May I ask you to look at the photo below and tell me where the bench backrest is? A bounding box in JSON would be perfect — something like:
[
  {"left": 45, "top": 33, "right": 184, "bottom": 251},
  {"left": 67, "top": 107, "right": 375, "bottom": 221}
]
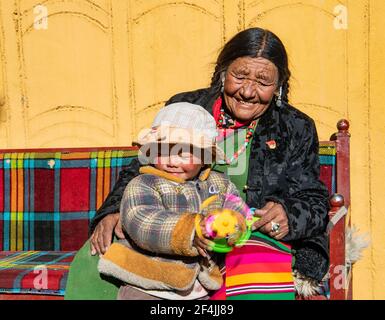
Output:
[{"left": 0, "top": 147, "right": 138, "bottom": 251}]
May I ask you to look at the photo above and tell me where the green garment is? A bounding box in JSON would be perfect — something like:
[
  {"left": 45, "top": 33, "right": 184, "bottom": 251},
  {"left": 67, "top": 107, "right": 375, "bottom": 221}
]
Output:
[
  {"left": 212, "top": 128, "right": 253, "bottom": 199},
  {"left": 64, "top": 239, "right": 120, "bottom": 300},
  {"left": 65, "top": 129, "right": 252, "bottom": 300}
]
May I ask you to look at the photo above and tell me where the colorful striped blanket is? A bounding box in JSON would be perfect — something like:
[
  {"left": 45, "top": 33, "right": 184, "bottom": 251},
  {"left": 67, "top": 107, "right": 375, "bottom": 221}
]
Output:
[{"left": 211, "top": 231, "right": 295, "bottom": 300}]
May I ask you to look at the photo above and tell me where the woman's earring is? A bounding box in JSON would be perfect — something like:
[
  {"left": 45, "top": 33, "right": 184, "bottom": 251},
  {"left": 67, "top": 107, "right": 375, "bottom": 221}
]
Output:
[
  {"left": 276, "top": 86, "right": 282, "bottom": 107},
  {"left": 221, "top": 76, "right": 225, "bottom": 93}
]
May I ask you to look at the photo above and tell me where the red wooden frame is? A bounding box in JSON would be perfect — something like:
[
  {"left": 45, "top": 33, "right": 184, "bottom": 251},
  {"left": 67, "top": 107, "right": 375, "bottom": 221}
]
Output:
[{"left": 327, "top": 119, "right": 351, "bottom": 300}]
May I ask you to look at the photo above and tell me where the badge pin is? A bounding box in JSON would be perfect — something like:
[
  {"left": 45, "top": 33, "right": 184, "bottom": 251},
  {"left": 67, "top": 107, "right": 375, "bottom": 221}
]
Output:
[{"left": 266, "top": 140, "right": 277, "bottom": 149}]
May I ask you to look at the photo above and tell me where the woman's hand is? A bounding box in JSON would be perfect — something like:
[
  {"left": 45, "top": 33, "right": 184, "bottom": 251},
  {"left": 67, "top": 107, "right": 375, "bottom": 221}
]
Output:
[
  {"left": 252, "top": 201, "right": 289, "bottom": 240},
  {"left": 90, "top": 213, "right": 125, "bottom": 256}
]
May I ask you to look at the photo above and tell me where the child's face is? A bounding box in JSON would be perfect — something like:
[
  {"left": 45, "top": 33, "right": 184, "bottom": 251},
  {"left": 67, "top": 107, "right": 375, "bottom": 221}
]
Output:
[{"left": 154, "top": 146, "right": 204, "bottom": 180}]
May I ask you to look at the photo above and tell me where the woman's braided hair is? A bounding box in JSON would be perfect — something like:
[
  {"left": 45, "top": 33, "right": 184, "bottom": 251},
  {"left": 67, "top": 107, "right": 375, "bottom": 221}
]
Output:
[{"left": 210, "top": 27, "right": 291, "bottom": 104}]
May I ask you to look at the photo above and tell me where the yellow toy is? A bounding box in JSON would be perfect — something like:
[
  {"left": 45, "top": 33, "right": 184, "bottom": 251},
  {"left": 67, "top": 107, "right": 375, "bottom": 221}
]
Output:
[{"left": 195, "top": 194, "right": 258, "bottom": 253}]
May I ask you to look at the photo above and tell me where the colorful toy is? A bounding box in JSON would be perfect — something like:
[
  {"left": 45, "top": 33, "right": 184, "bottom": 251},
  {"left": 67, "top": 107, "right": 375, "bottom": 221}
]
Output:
[{"left": 195, "top": 194, "right": 259, "bottom": 253}]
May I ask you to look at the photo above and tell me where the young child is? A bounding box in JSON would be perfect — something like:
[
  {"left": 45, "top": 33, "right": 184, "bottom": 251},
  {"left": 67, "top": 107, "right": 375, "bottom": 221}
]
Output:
[{"left": 98, "top": 102, "right": 247, "bottom": 300}]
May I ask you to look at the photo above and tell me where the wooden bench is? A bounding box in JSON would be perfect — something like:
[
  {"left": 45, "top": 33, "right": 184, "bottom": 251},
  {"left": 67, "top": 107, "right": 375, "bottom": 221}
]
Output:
[{"left": 0, "top": 120, "right": 351, "bottom": 300}]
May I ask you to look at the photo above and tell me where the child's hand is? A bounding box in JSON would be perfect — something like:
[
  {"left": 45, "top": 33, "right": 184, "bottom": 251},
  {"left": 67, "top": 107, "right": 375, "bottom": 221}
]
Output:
[
  {"left": 193, "top": 236, "right": 211, "bottom": 257},
  {"left": 194, "top": 216, "right": 214, "bottom": 257}
]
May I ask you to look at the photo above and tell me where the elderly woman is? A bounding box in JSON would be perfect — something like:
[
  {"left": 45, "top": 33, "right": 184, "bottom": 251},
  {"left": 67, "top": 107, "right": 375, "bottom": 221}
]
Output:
[{"left": 65, "top": 27, "right": 329, "bottom": 300}]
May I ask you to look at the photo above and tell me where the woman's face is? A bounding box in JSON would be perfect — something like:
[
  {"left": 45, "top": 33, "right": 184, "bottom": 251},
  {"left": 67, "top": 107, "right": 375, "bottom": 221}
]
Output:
[{"left": 223, "top": 56, "right": 279, "bottom": 122}]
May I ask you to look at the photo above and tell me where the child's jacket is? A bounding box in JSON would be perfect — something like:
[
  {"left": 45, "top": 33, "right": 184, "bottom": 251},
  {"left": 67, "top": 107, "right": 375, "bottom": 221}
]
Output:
[{"left": 98, "top": 166, "right": 242, "bottom": 293}]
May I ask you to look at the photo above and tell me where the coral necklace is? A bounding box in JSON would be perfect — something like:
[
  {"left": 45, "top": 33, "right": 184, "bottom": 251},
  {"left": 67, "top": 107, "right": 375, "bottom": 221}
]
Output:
[{"left": 216, "top": 108, "right": 257, "bottom": 165}]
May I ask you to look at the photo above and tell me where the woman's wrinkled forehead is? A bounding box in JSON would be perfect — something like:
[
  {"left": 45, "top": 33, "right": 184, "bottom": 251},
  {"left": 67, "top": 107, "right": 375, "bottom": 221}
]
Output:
[{"left": 228, "top": 56, "right": 278, "bottom": 79}]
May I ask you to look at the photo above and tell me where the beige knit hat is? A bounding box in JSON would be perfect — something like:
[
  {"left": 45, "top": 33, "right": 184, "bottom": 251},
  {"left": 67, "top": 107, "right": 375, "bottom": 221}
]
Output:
[{"left": 136, "top": 102, "right": 225, "bottom": 162}]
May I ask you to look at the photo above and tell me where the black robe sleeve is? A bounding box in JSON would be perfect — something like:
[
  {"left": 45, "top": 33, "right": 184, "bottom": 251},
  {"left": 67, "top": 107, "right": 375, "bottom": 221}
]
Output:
[{"left": 266, "top": 119, "right": 330, "bottom": 241}]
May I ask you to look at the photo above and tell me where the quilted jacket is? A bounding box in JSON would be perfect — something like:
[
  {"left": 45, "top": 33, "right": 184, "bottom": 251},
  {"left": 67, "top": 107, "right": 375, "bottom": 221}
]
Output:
[{"left": 91, "top": 87, "right": 330, "bottom": 281}]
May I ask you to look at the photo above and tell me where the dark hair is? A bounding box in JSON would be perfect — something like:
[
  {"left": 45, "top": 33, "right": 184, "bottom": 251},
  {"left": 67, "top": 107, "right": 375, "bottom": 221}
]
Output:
[{"left": 211, "top": 27, "right": 291, "bottom": 103}]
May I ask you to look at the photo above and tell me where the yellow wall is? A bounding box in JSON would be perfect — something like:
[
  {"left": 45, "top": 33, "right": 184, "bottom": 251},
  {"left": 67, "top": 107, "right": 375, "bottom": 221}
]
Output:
[
  {"left": 366, "top": 0, "right": 385, "bottom": 299},
  {"left": 0, "top": 0, "right": 384, "bottom": 299}
]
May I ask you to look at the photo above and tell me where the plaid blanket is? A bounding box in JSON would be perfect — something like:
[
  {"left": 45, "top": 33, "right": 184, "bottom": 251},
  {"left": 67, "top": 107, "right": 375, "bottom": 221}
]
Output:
[
  {"left": 0, "top": 148, "right": 137, "bottom": 296},
  {"left": 0, "top": 251, "right": 76, "bottom": 295},
  {"left": 0, "top": 149, "right": 137, "bottom": 251}
]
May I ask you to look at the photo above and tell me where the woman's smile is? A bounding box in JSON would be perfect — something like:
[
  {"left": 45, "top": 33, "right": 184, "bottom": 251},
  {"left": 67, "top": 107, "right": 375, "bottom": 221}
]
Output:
[
  {"left": 223, "top": 56, "right": 279, "bottom": 122},
  {"left": 233, "top": 97, "right": 260, "bottom": 108}
]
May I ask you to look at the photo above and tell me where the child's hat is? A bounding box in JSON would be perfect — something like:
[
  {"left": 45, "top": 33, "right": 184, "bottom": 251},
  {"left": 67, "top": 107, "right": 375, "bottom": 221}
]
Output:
[{"left": 136, "top": 102, "right": 224, "bottom": 161}]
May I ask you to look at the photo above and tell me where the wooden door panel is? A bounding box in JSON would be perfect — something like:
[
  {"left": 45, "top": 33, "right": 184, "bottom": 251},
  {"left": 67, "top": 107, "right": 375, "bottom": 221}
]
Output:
[
  {"left": 127, "top": 0, "right": 224, "bottom": 138},
  {"left": 22, "top": 0, "right": 114, "bottom": 147},
  {"left": 1, "top": 0, "right": 118, "bottom": 147}
]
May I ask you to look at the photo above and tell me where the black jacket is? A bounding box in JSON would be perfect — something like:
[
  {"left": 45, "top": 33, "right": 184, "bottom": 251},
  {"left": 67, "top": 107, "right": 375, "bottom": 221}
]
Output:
[{"left": 90, "top": 87, "right": 330, "bottom": 281}]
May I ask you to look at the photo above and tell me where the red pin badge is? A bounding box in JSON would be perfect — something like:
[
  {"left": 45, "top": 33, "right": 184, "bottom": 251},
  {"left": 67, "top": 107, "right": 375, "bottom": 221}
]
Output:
[{"left": 266, "top": 140, "right": 276, "bottom": 149}]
